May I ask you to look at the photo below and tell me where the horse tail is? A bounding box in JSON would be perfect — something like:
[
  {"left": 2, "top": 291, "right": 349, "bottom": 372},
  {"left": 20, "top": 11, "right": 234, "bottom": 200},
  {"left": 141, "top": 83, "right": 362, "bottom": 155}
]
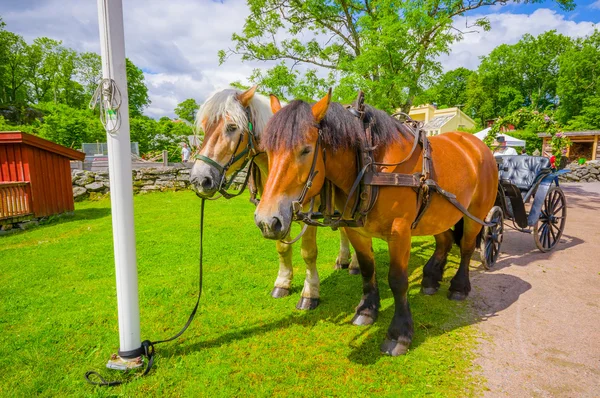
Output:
[
  {"left": 452, "top": 218, "right": 464, "bottom": 249},
  {"left": 452, "top": 217, "right": 483, "bottom": 249}
]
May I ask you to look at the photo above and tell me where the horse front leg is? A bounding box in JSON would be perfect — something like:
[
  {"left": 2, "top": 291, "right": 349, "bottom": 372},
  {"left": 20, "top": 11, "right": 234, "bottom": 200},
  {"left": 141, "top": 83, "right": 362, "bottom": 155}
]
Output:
[
  {"left": 345, "top": 228, "right": 380, "bottom": 325},
  {"left": 272, "top": 233, "right": 293, "bottom": 298},
  {"left": 381, "top": 221, "right": 413, "bottom": 356},
  {"left": 297, "top": 226, "right": 320, "bottom": 310}
]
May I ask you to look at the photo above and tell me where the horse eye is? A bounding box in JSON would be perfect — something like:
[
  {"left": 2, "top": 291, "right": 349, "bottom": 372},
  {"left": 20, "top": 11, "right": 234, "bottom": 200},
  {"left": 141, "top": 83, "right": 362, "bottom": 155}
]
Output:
[
  {"left": 226, "top": 124, "right": 237, "bottom": 133},
  {"left": 300, "top": 146, "right": 312, "bottom": 156}
]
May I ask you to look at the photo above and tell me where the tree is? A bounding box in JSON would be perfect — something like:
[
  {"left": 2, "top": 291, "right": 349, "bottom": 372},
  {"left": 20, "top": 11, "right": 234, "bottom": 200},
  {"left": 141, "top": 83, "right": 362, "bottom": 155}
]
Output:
[
  {"left": 0, "top": 31, "right": 29, "bottom": 103},
  {"left": 415, "top": 67, "right": 474, "bottom": 110},
  {"left": 76, "top": 52, "right": 102, "bottom": 98},
  {"left": 556, "top": 30, "right": 600, "bottom": 125},
  {"left": 465, "top": 31, "right": 571, "bottom": 124},
  {"left": 126, "top": 58, "right": 150, "bottom": 117},
  {"left": 222, "top": 0, "right": 575, "bottom": 111},
  {"left": 35, "top": 102, "right": 105, "bottom": 148},
  {"left": 174, "top": 98, "right": 199, "bottom": 123}
]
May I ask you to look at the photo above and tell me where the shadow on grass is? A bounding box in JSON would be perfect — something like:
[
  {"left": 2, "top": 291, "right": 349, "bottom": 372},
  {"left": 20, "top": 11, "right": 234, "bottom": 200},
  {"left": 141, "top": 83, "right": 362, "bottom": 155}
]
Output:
[{"left": 161, "top": 239, "right": 529, "bottom": 366}]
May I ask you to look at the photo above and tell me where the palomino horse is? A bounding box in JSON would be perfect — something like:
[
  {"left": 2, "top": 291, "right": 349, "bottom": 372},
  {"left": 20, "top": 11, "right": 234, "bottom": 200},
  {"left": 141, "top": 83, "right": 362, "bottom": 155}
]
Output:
[
  {"left": 189, "top": 86, "right": 360, "bottom": 310},
  {"left": 254, "top": 92, "right": 498, "bottom": 355}
]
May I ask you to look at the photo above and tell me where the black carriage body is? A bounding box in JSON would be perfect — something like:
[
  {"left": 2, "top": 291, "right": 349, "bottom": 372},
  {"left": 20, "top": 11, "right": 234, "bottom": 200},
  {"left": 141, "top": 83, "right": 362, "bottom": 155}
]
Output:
[
  {"left": 494, "top": 156, "right": 566, "bottom": 227},
  {"left": 468, "top": 155, "right": 568, "bottom": 268}
]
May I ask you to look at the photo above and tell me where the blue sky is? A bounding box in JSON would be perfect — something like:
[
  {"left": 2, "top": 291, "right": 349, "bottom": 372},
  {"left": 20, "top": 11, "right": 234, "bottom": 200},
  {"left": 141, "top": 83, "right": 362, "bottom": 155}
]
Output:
[{"left": 2, "top": 0, "right": 599, "bottom": 118}]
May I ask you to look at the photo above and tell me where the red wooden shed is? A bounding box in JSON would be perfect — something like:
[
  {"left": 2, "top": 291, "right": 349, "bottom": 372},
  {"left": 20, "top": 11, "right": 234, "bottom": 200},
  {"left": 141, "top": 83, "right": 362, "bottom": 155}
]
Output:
[{"left": 0, "top": 131, "right": 85, "bottom": 224}]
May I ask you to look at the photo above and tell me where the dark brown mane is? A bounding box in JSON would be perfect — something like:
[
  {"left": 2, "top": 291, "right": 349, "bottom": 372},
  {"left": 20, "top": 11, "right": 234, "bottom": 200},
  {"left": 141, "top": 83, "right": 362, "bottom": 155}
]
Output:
[{"left": 261, "top": 99, "right": 412, "bottom": 152}]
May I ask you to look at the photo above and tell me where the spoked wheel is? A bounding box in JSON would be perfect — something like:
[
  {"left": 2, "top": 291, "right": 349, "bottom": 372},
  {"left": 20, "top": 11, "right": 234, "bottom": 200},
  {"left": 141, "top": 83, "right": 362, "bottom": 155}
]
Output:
[
  {"left": 534, "top": 186, "right": 567, "bottom": 253},
  {"left": 480, "top": 206, "right": 504, "bottom": 270}
]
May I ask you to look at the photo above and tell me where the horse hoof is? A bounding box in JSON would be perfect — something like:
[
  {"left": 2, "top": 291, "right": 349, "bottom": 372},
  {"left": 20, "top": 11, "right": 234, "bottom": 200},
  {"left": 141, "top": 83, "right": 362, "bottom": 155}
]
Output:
[
  {"left": 448, "top": 291, "right": 468, "bottom": 301},
  {"left": 334, "top": 262, "right": 350, "bottom": 270},
  {"left": 271, "top": 287, "right": 290, "bottom": 298},
  {"left": 296, "top": 297, "right": 319, "bottom": 310},
  {"left": 352, "top": 313, "right": 375, "bottom": 326},
  {"left": 421, "top": 287, "right": 438, "bottom": 295},
  {"left": 380, "top": 338, "right": 410, "bottom": 356},
  {"left": 348, "top": 268, "right": 361, "bottom": 275}
]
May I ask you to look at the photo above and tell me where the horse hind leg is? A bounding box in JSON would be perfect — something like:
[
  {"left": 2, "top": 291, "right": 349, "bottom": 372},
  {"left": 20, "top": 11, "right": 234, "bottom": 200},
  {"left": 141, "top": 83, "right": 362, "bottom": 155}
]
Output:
[
  {"left": 448, "top": 218, "right": 482, "bottom": 301},
  {"left": 334, "top": 228, "right": 352, "bottom": 270},
  {"left": 297, "top": 226, "right": 320, "bottom": 310},
  {"left": 421, "top": 229, "right": 454, "bottom": 295}
]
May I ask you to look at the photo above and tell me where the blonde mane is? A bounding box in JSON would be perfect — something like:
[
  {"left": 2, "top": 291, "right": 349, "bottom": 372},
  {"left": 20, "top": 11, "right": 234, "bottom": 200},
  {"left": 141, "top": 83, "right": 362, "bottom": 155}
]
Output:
[{"left": 195, "top": 88, "right": 273, "bottom": 139}]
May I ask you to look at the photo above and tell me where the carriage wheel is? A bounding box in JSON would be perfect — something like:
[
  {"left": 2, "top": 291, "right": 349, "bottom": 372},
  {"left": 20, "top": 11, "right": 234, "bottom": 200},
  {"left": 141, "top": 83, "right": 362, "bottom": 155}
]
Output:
[
  {"left": 480, "top": 206, "right": 504, "bottom": 270},
  {"left": 534, "top": 186, "right": 567, "bottom": 253}
]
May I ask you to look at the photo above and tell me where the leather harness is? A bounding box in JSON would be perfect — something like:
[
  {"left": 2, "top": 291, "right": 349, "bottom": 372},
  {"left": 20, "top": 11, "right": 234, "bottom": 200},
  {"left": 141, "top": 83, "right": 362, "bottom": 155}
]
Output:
[
  {"left": 196, "top": 94, "right": 493, "bottom": 242},
  {"left": 289, "top": 91, "right": 494, "bottom": 231}
]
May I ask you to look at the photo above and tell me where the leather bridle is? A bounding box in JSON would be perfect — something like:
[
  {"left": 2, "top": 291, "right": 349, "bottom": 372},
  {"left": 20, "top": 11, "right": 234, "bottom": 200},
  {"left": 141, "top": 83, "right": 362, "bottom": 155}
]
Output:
[{"left": 194, "top": 107, "right": 260, "bottom": 200}]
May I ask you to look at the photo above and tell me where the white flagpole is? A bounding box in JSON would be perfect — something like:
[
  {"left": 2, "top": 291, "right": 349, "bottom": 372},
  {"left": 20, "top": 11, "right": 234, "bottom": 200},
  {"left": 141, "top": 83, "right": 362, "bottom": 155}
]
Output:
[{"left": 96, "top": 0, "right": 142, "bottom": 366}]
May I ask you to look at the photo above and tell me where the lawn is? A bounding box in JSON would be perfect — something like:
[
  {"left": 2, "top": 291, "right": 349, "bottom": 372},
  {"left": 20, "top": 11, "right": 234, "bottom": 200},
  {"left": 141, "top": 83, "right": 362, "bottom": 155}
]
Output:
[{"left": 0, "top": 191, "right": 482, "bottom": 397}]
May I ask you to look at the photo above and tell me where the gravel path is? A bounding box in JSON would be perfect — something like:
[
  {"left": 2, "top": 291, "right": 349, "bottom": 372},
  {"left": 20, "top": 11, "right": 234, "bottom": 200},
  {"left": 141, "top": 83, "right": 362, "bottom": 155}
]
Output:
[{"left": 471, "top": 182, "right": 600, "bottom": 397}]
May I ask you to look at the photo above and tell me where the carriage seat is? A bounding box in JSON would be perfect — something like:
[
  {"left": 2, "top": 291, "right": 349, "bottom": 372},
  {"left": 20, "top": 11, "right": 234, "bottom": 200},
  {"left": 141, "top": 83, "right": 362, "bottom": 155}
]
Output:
[{"left": 496, "top": 155, "right": 551, "bottom": 191}]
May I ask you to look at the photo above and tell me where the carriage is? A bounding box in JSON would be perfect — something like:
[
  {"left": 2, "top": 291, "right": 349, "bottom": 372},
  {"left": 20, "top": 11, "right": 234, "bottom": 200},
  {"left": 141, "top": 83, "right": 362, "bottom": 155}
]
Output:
[{"left": 479, "top": 155, "right": 569, "bottom": 269}]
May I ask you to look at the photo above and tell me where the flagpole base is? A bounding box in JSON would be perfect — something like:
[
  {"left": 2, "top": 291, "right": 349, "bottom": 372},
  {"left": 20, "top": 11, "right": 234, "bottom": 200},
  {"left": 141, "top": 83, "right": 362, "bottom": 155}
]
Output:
[{"left": 106, "top": 354, "right": 144, "bottom": 371}]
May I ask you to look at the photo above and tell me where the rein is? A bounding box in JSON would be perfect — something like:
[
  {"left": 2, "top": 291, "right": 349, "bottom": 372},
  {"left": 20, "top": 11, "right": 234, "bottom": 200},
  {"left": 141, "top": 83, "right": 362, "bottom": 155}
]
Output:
[
  {"left": 85, "top": 197, "right": 207, "bottom": 386},
  {"left": 195, "top": 106, "right": 261, "bottom": 200}
]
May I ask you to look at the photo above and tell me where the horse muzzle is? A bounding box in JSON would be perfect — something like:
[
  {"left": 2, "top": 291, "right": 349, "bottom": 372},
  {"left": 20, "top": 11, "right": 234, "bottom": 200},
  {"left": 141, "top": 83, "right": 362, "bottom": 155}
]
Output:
[
  {"left": 189, "top": 162, "right": 220, "bottom": 198},
  {"left": 255, "top": 206, "right": 291, "bottom": 240}
]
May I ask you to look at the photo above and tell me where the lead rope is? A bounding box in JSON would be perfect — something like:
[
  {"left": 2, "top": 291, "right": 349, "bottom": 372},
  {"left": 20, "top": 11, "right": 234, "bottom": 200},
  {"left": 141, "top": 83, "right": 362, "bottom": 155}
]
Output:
[{"left": 85, "top": 198, "right": 206, "bottom": 386}]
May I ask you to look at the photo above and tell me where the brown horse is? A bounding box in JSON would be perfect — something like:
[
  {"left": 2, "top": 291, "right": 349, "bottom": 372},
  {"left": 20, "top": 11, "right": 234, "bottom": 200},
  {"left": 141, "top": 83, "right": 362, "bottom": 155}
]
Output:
[
  {"left": 254, "top": 92, "right": 498, "bottom": 355},
  {"left": 189, "top": 86, "right": 360, "bottom": 310}
]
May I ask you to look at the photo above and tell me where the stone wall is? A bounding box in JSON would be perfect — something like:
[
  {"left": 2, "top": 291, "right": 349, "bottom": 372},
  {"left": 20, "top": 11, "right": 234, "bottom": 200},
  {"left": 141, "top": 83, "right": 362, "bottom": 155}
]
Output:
[
  {"left": 559, "top": 160, "right": 600, "bottom": 183},
  {"left": 71, "top": 166, "right": 248, "bottom": 201}
]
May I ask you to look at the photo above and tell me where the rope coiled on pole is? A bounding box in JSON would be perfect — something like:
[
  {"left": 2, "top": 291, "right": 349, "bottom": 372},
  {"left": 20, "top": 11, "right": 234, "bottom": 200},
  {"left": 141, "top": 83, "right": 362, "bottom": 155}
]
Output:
[{"left": 89, "top": 78, "right": 123, "bottom": 134}]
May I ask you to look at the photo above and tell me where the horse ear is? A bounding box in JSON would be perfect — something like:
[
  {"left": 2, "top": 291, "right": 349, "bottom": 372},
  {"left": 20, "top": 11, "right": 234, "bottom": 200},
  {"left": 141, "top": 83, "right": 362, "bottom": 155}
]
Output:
[
  {"left": 270, "top": 94, "right": 282, "bottom": 114},
  {"left": 312, "top": 88, "right": 332, "bottom": 122},
  {"left": 238, "top": 85, "right": 258, "bottom": 107}
]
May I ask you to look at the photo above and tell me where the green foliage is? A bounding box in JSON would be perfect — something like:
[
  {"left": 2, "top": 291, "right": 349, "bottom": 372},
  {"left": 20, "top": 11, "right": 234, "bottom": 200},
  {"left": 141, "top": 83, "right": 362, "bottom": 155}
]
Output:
[
  {"left": 34, "top": 102, "right": 105, "bottom": 148},
  {"left": 224, "top": 0, "right": 574, "bottom": 111},
  {"left": 556, "top": 31, "right": 600, "bottom": 126},
  {"left": 0, "top": 19, "right": 155, "bottom": 154},
  {"left": 466, "top": 31, "right": 572, "bottom": 124},
  {"left": 126, "top": 58, "right": 151, "bottom": 117},
  {"left": 174, "top": 98, "right": 199, "bottom": 123},
  {"left": 130, "top": 115, "right": 193, "bottom": 158},
  {"left": 485, "top": 108, "right": 569, "bottom": 163},
  {"left": 415, "top": 67, "right": 473, "bottom": 111},
  {"left": 564, "top": 96, "right": 600, "bottom": 130},
  {"left": 0, "top": 191, "right": 483, "bottom": 396}
]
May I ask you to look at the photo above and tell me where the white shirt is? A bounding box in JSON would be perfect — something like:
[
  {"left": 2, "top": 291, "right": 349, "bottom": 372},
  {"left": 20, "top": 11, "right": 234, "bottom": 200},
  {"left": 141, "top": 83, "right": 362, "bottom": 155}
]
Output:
[
  {"left": 494, "top": 146, "right": 518, "bottom": 156},
  {"left": 182, "top": 146, "right": 191, "bottom": 161}
]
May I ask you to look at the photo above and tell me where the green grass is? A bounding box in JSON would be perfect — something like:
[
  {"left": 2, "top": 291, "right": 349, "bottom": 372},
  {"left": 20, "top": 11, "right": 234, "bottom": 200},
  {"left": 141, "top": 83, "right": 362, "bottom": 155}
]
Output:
[{"left": 0, "top": 191, "right": 482, "bottom": 397}]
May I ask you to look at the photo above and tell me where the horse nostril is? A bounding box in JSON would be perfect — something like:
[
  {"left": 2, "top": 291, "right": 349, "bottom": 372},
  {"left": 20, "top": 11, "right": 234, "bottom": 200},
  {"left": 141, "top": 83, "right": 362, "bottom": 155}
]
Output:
[
  {"left": 270, "top": 216, "right": 283, "bottom": 233},
  {"left": 201, "top": 176, "right": 213, "bottom": 190}
]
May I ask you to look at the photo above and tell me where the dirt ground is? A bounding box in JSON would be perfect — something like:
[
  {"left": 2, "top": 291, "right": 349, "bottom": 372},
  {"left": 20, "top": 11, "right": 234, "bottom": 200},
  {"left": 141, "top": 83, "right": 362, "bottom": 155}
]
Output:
[{"left": 471, "top": 182, "right": 600, "bottom": 397}]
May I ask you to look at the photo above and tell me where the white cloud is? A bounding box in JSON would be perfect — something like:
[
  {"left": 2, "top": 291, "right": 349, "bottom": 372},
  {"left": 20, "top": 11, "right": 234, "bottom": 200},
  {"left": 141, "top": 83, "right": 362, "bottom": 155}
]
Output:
[
  {"left": 445, "top": 9, "right": 597, "bottom": 71},
  {"left": 591, "top": 1, "right": 600, "bottom": 10},
  {"left": 3, "top": 2, "right": 598, "bottom": 118}
]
